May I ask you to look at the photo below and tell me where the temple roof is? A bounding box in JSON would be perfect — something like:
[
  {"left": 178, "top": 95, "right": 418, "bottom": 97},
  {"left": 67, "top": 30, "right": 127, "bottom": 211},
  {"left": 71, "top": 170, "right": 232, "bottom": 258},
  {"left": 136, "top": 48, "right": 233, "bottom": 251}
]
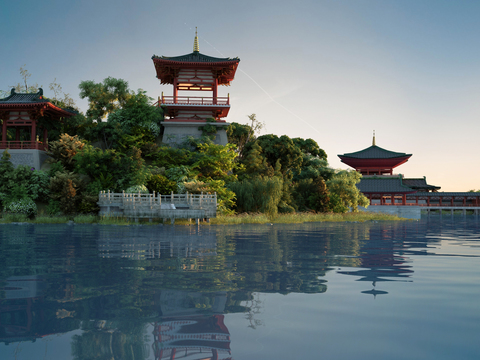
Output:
[
  {"left": 0, "top": 89, "right": 75, "bottom": 118},
  {"left": 356, "top": 176, "right": 416, "bottom": 194},
  {"left": 402, "top": 178, "right": 441, "bottom": 191},
  {"left": 152, "top": 52, "right": 239, "bottom": 64},
  {"left": 340, "top": 145, "right": 411, "bottom": 159}
]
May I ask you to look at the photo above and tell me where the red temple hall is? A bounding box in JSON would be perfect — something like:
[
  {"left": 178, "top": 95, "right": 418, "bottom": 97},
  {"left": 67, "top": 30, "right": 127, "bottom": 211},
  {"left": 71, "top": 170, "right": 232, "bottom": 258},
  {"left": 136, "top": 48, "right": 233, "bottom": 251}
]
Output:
[
  {"left": 152, "top": 29, "right": 240, "bottom": 145},
  {"left": 0, "top": 88, "right": 74, "bottom": 169}
]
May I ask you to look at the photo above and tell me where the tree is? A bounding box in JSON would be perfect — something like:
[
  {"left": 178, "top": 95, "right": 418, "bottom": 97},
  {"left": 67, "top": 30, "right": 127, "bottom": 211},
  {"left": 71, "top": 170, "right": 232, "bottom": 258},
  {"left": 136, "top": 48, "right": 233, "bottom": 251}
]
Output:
[
  {"left": 326, "top": 170, "right": 369, "bottom": 212},
  {"left": 78, "top": 77, "right": 131, "bottom": 121},
  {"left": 251, "top": 134, "right": 303, "bottom": 178}
]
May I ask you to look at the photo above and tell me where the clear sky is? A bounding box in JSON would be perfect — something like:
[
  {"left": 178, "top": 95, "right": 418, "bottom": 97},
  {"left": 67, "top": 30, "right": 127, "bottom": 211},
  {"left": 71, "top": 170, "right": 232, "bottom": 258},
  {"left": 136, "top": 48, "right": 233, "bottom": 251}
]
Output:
[{"left": 2, "top": 0, "right": 480, "bottom": 191}]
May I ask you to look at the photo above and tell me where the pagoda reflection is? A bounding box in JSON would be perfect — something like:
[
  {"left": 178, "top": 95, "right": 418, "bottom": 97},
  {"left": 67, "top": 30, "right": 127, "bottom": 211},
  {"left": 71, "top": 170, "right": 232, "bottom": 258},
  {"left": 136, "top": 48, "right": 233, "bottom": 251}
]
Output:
[{"left": 152, "top": 290, "right": 232, "bottom": 360}]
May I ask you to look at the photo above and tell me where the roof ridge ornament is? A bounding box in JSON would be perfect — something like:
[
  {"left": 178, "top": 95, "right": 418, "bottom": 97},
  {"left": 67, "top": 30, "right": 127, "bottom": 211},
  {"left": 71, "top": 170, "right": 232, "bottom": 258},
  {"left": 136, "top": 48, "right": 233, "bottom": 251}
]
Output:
[
  {"left": 372, "top": 130, "right": 376, "bottom": 146},
  {"left": 193, "top": 27, "right": 199, "bottom": 53}
]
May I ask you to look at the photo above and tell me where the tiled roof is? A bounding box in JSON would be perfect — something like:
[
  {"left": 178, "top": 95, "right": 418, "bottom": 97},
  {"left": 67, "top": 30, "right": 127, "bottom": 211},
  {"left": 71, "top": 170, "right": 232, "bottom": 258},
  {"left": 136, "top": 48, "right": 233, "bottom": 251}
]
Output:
[
  {"left": 402, "top": 178, "right": 441, "bottom": 191},
  {"left": 414, "top": 192, "right": 480, "bottom": 197},
  {"left": 357, "top": 176, "right": 415, "bottom": 193},
  {"left": 0, "top": 89, "right": 46, "bottom": 104},
  {"left": 340, "top": 145, "right": 411, "bottom": 159},
  {"left": 152, "top": 52, "right": 239, "bottom": 64}
]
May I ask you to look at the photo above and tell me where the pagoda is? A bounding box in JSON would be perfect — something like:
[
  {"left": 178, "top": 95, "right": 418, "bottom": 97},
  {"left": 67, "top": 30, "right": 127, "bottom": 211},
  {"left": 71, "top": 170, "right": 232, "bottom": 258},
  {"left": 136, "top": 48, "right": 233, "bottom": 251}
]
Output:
[
  {"left": 338, "top": 133, "right": 411, "bottom": 175},
  {"left": 152, "top": 29, "right": 240, "bottom": 146},
  {"left": 338, "top": 134, "right": 441, "bottom": 206},
  {"left": 0, "top": 88, "right": 74, "bottom": 169}
]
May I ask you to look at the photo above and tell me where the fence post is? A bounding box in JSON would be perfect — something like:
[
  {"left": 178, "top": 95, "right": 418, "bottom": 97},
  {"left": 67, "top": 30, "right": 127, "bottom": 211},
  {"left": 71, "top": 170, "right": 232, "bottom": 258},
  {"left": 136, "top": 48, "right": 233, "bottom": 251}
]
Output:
[{"left": 171, "top": 191, "right": 174, "bottom": 204}]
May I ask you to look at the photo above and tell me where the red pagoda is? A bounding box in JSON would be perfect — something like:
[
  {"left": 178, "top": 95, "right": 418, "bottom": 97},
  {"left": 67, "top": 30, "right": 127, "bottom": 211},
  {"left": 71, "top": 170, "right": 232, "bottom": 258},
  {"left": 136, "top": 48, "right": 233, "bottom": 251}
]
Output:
[
  {"left": 338, "top": 134, "right": 411, "bottom": 175},
  {"left": 152, "top": 29, "right": 240, "bottom": 145},
  {"left": 338, "top": 135, "right": 480, "bottom": 211}
]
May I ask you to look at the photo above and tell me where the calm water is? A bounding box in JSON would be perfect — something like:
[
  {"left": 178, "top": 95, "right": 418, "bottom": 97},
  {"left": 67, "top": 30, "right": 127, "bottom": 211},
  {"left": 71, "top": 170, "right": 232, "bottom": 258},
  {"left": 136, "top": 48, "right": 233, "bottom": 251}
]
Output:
[{"left": 0, "top": 217, "right": 479, "bottom": 360}]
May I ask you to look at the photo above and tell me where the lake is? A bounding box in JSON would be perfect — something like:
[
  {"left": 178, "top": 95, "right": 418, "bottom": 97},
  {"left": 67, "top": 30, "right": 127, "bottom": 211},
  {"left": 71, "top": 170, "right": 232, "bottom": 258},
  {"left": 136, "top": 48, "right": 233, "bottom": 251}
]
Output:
[{"left": 1, "top": 216, "right": 479, "bottom": 360}]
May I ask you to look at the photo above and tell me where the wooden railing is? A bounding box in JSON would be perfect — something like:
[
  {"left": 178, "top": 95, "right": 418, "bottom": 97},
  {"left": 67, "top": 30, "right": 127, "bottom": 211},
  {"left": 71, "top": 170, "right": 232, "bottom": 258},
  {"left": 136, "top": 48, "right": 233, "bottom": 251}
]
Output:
[
  {"left": 98, "top": 191, "right": 218, "bottom": 219},
  {"left": 161, "top": 96, "right": 229, "bottom": 106},
  {"left": 0, "top": 141, "right": 47, "bottom": 150}
]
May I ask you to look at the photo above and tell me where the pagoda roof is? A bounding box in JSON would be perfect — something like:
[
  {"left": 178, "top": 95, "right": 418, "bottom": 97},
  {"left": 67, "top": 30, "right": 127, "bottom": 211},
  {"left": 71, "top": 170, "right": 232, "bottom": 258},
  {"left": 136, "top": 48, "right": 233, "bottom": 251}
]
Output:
[
  {"left": 340, "top": 145, "right": 411, "bottom": 159},
  {"left": 152, "top": 51, "right": 240, "bottom": 86},
  {"left": 357, "top": 176, "right": 416, "bottom": 194},
  {"left": 0, "top": 89, "right": 75, "bottom": 118},
  {"left": 402, "top": 177, "right": 441, "bottom": 191},
  {"left": 152, "top": 51, "right": 239, "bottom": 65}
]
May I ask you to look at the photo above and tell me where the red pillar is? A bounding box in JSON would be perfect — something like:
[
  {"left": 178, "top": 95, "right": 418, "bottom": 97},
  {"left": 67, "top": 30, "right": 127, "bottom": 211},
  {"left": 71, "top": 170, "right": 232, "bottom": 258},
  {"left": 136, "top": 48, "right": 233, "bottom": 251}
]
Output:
[
  {"left": 402, "top": 194, "right": 406, "bottom": 205},
  {"left": 213, "top": 78, "right": 218, "bottom": 104},
  {"left": 451, "top": 197, "right": 454, "bottom": 206},
  {"left": 31, "top": 120, "right": 37, "bottom": 145},
  {"left": 2, "top": 116, "right": 6, "bottom": 145},
  {"left": 391, "top": 194, "right": 395, "bottom": 205},
  {"left": 427, "top": 197, "right": 430, "bottom": 206},
  {"left": 463, "top": 197, "right": 466, "bottom": 206},
  {"left": 439, "top": 198, "right": 442, "bottom": 206},
  {"left": 173, "top": 78, "right": 178, "bottom": 103},
  {"left": 170, "top": 348, "right": 176, "bottom": 360},
  {"left": 415, "top": 196, "right": 418, "bottom": 205}
]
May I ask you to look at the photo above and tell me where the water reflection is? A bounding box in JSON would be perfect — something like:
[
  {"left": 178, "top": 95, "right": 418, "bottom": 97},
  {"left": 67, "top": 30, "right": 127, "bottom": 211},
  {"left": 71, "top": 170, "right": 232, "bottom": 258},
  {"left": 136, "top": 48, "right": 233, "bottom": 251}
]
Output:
[{"left": 0, "top": 217, "right": 479, "bottom": 359}]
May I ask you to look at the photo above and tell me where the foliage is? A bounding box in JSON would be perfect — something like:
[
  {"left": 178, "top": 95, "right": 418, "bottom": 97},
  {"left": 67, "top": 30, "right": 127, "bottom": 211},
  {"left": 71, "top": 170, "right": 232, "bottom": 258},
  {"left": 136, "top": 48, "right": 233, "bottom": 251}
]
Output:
[
  {"left": 293, "top": 156, "right": 333, "bottom": 182},
  {"left": 249, "top": 134, "right": 303, "bottom": 178},
  {"left": 0, "top": 153, "right": 50, "bottom": 203},
  {"left": 181, "top": 180, "right": 236, "bottom": 214},
  {"left": 293, "top": 176, "right": 330, "bottom": 212},
  {"left": 292, "top": 138, "right": 327, "bottom": 159},
  {"left": 125, "top": 185, "right": 148, "bottom": 193},
  {"left": 46, "top": 134, "right": 86, "bottom": 171},
  {"left": 4, "top": 198, "right": 37, "bottom": 218},
  {"left": 78, "top": 77, "right": 131, "bottom": 121},
  {"left": 165, "top": 165, "right": 194, "bottom": 183},
  {"left": 150, "top": 147, "right": 195, "bottom": 169},
  {"left": 228, "top": 176, "right": 283, "bottom": 216},
  {"left": 49, "top": 172, "right": 84, "bottom": 215},
  {"left": 146, "top": 175, "right": 177, "bottom": 194},
  {"left": 227, "top": 122, "right": 253, "bottom": 159},
  {"left": 192, "top": 143, "right": 238, "bottom": 182},
  {"left": 239, "top": 141, "right": 274, "bottom": 180},
  {"left": 74, "top": 145, "right": 147, "bottom": 192},
  {"left": 326, "top": 170, "right": 369, "bottom": 212}
]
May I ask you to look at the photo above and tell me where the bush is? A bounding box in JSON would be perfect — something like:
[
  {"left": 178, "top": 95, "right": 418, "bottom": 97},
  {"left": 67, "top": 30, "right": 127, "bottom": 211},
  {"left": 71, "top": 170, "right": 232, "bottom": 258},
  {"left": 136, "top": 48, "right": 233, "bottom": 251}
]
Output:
[
  {"left": 4, "top": 198, "right": 37, "bottom": 218},
  {"left": 146, "top": 174, "right": 176, "bottom": 194},
  {"left": 46, "top": 134, "right": 86, "bottom": 171},
  {"left": 181, "top": 180, "right": 236, "bottom": 215},
  {"left": 228, "top": 176, "right": 283, "bottom": 216},
  {"left": 49, "top": 172, "right": 85, "bottom": 215},
  {"left": 125, "top": 185, "right": 148, "bottom": 193}
]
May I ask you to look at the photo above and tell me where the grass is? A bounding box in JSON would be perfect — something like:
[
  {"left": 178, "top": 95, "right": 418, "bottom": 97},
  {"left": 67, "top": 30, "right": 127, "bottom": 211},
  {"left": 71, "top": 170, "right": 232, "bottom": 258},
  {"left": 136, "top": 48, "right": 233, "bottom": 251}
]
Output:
[
  {"left": 211, "top": 211, "right": 405, "bottom": 225},
  {"left": 0, "top": 211, "right": 405, "bottom": 225}
]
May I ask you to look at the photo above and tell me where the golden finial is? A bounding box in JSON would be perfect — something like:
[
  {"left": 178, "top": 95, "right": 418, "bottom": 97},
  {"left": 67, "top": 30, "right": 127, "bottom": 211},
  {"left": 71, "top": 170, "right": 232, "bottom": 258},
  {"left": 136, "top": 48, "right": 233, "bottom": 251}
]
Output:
[
  {"left": 372, "top": 130, "right": 376, "bottom": 146},
  {"left": 193, "top": 27, "right": 199, "bottom": 52}
]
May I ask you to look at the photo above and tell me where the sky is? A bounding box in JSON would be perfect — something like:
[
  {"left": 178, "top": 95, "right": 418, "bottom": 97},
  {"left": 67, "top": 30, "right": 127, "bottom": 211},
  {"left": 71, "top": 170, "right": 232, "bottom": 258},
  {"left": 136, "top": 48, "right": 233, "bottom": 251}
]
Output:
[{"left": 2, "top": 0, "right": 480, "bottom": 191}]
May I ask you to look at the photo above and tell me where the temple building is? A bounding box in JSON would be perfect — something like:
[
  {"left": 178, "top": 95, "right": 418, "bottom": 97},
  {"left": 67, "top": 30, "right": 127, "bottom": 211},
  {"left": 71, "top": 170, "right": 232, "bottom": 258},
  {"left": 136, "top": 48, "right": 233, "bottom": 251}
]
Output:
[
  {"left": 338, "top": 135, "right": 480, "bottom": 211},
  {"left": 0, "top": 88, "right": 74, "bottom": 169},
  {"left": 152, "top": 29, "right": 240, "bottom": 146}
]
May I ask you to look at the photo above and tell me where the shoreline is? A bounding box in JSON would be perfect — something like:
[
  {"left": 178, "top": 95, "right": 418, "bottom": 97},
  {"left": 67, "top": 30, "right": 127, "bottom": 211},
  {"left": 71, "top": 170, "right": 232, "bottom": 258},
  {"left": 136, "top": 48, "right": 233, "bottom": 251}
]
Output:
[{"left": 0, "top": 212, "right": 407, "bottom": 225}]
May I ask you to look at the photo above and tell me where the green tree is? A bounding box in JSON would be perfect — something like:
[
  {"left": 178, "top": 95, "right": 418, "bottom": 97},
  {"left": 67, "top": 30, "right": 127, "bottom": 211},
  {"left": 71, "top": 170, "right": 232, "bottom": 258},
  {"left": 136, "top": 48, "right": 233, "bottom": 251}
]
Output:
[
  {"left": 326, "top": 170, "right": 369, "bottom": 212},
  {"left": 78, "top": 77, "right": 131, "bottom": 121}
]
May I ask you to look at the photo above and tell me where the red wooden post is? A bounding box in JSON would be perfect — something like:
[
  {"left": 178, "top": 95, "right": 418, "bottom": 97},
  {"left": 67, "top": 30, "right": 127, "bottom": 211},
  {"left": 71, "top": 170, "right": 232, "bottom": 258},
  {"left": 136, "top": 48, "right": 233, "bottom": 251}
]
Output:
[
  {"left": 2, "top": 116, "right": 6, "bottom": 145},
  {"left": 173, "top": 78, "right": 178, "bottom": 103},
  {"left": 463, "top": 197, "right": 466, "bottom": 206},
  {"left": 213, "top": 78, "right": 218, "bottom": 105},
  {"left": 402, "top": 194, "right": 406, "bottom": 205},
  {"left": 451, "top": 197, "right": 454, "bottom": 206},
  {"left": 391, "top": 194, "right": 394, "bottom": 205},
  {"left": 415, "top": 196, "right": 418, "bottom": 205},
  {"left": 439, "top": 197, "right": 442, "bottom": 206},
  {"left": 427, "top": 197, "right": 430, "bottom": 206},
  {"left": 31, "top": 120, "right": 36, "bottom": 145}
]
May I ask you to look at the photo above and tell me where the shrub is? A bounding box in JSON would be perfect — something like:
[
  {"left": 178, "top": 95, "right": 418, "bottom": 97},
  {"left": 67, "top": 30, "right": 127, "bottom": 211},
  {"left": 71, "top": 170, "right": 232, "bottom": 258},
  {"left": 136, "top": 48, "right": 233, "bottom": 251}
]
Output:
[
  {"left": 46, "top": 134, "right": 86, "bottom": 171},
  {"left": 125, "top": 185, "right": 148, "bottom": 193},
  {"left": 49, "top": 172, "right": 85, "bottom": 215},
  {"left": 146, "top": 174, "right": 176, "bottom": 194},
  {"left": 228, "top": 176, "right": 283, "bottom": 216},
  {"left": 5, "top": 198, "right": 37, "bottom": 218}
]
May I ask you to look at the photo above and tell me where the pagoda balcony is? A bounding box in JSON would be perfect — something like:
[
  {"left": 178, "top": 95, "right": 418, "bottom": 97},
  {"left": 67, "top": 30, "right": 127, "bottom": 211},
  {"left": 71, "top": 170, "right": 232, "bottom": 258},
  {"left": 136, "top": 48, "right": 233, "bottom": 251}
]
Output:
[
  {"left": 160, "top": 96, "right": 229, "bottom": 106},
  {"left": 0, "top": 141, "right": 48, "bottom": 151}
]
